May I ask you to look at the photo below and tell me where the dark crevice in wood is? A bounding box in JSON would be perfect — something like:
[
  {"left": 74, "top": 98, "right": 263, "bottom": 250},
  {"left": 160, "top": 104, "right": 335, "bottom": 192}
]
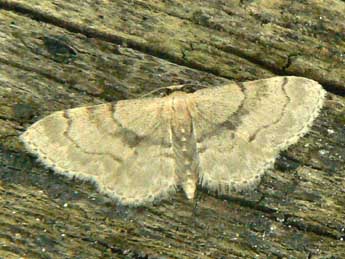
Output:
[
  {"left": 318, "top": 82, "right": 345, "bottom": 97},
  {"left": 220, "top": 195, "right": 277, "bottom": 214},
  {"left": 77, "top": 235, "right": 133, "bottom": 258},
  {"left": 0, "top": 57, "right": 66, "bottom": 84},
  {"left": 281, "top": 53, "right": 300, "bottom": 71},
  {"left": 283, "top": 214, "right": 343, "bottom": 240},
  {"left": 219, "top": 45, "right": 345, "bottom": 96},
  {"left": 0, "top": 115, "right": 21, "bottom": 124},
  {"left": 281, "top": 154, "right": 326, "bottom": 172}
]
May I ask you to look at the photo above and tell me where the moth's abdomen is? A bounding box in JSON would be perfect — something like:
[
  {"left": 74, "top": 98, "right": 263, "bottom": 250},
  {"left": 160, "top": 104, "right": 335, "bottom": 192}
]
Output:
[{"left": 170, "top": 97, "right": 199, "bottom": 199}]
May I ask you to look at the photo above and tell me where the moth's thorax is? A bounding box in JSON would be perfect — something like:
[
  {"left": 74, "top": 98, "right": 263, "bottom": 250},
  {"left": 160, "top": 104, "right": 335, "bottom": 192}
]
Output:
[
  {"left": 170, "top": 95, "right": 198, "bottom": 199},
  {"left": 170, "top": 95, "right": 193, "bottom": 143}
]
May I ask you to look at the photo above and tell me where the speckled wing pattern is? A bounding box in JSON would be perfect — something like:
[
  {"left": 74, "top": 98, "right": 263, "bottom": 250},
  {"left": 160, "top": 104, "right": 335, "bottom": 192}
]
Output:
[{"left": 20, "top": 76, "right": 326, "bottom": 205}]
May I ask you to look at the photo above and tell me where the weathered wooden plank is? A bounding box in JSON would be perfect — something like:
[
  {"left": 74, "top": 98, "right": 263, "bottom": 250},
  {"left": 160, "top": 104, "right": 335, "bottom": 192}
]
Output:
[
  {"left": 1, "top": 0, "right": 345, "bottom": 92},
  {"left": 0, "top": 1, "right": 344, "bottom": 259}
]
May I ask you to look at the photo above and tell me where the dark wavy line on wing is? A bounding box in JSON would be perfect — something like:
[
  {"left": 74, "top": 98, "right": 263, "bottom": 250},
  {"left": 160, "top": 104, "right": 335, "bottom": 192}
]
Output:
[
  {"left": 62, "top": 110, "right": 123, "bottom": 163},
  {"left": 193, "top": 82, "right": 248, "bottom": 145},
  {"left": 248, "top": 77, "right": 290, "bottom": 142},
  {"left": 84, "top": 102, "right": 172, "bottom": 149}
]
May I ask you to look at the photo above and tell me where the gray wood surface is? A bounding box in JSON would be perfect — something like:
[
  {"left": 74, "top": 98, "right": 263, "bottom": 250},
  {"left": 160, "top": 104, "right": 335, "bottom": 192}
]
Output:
[{"left": 0, "top": 1, "right": 344, "bottom": 258}]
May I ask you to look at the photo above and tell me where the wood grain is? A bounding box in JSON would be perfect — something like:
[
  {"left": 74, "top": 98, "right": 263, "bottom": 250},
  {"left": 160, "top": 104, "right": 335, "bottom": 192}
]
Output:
[{"left": 0, "top": 0, "right": 344, "bottom": 258}]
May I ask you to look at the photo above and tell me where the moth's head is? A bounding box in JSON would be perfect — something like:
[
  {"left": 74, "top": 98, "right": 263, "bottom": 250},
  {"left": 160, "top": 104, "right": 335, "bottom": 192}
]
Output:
[
  {"left": 155, "top": 84, "right": 206, "bottom": 98},
  {"left": 165, "top": 84, "right": 203, "bottom": 94},
  {"left": 139, "top": 83, "right": 207, "bottom": 99}
]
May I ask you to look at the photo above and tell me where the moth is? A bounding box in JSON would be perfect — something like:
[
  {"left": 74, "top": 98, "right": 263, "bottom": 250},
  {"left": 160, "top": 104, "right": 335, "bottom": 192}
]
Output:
[{"left": 20, "top": 76, "right": 326, "bottom": 205}]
